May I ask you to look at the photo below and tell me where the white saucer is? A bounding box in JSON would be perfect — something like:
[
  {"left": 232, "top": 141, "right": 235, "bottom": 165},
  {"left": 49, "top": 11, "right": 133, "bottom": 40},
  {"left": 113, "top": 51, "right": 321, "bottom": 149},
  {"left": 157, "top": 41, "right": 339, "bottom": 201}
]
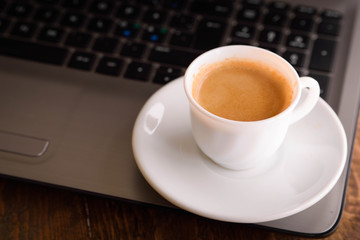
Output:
[{"left": 132, "top": 77, "right": 347, "bottom": 223}]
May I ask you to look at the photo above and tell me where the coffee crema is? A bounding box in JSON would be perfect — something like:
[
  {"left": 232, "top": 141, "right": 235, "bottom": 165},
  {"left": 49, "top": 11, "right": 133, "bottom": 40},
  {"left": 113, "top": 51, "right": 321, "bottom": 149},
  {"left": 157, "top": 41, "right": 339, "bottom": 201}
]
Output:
[{"left": 192, "top": 59, "right": 293, "bottom": 121}]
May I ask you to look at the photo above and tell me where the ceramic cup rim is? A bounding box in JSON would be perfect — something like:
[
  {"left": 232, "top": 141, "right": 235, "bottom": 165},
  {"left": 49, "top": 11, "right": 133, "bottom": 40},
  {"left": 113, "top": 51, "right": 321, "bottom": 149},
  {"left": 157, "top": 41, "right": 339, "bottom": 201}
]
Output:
[{"left": 184, "top": 45, "right": 301, "bottom": 125}]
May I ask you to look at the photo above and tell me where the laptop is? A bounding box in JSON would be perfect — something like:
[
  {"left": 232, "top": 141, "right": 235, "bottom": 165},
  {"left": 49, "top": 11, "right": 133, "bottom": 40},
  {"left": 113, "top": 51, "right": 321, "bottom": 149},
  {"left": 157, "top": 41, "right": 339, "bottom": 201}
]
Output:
[{"left": 1, "top": 0, "right": 359, "bottom": 237}]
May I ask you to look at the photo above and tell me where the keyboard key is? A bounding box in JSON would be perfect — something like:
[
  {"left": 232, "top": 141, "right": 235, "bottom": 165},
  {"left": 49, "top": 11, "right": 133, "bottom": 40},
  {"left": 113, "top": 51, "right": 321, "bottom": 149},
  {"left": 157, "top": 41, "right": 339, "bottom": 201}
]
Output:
[
  {"left": 68, "top": 51, "right": 96, "bottom": 70},
  {"left": 286, "top": 34, "right": 309, "bottom": 49},
  {"left": 36, "top": 0, "right": 59, "bottom": 4},
  {"left": 190, "top": 0, "right": 233, "bottom": 18},
  {"left": 142, "top": 9, "right": 167, "bottom": 24},
  {"left": 194, "top": 19, "right": 226, "bottom": 50},
  {"left": 308, "top": 73, "right": 329, "bottom": 98},
  {"left": 0, "top": 37, "right": 68, "bottom": 65},
  {"left": 317, "top": 21, "right": 340, "bottom": 36},
  {"left": 90, "top": 0, "right": 114, "bottom": 15},
  {"left": 11, "top": 21, "right": 37, "bottom": 38},
  {"left": 0, "top": 18, "right": 9, "bottom": 33},
  {"left": 92, "top": 37, "right": 118, "bottom": 53},
  {"left": 65, "top": 31, "right": 92, "bottom": 48},
  {"left": 124, "top": 61, "right": 152, "bottom": 81},
  {"left": 149, "top": 46, "right": 198, "bottom": 67},
  {"left": 283, "top": 51, "right": 305, "bottom": 67},
  {"left": 170, "top": 14, "right": 195, "bottom": 30},
  {"left": 294, "top": 5, "right": 317, "bottom": 16},
  {"left": 290, "top": 17, "right": 313, "bottom": 31},
  {"left": 309, "top": 39, "right": 336, "bottom": 72},
  {"left": 96, "top": 57, "right": 124, "bottom": 76},
  {"left": 87, "top": 17, "right": 112, "bottom": 33},
  {"left": 232, "top": 24, "right": 255, "bottom": 40},
  {"left": 267, "top": 1, "right": 290, "bottom": 12},
  {"left": 114, "top": 21, "right": 140, "bottom": 38},
  {"left": 61, "top": 12, "right": 86, "bottom": 28},
  {"left": 34, "top": 8, "right": 59, "bottom": 23},
  {"left": 164, "top": 0, "right": 187, "bottom": 10},
  {"left": 243, "top": 0, "right": 263, "bottom": 7},
  {"left": 62, "top": 0, "right": 87, "bottom": 10},
  {"left": 263, "top": 12, "right": 287, "bottom": 27},
  {"left": 38, "top": 26, "right": 65, "bottom": 43},
  {"left": 7, "top": 3, "right": 33, "bottom": 18},
  {"left": 116, "top": 5, "right": 140, "bottom": 19},
  {"left": 258, "top": 29, "right": 282, "bottom": 44},
  {"left": 142, "top": 25, "right": 167, "bottom": 43},
  {"left": 237, "top": 7, "right": 260, "bottom": 22},
  {"left": 121, "top": 41, "right": 146, "bottom": 58},
  {"left": 170, "top": 31, "right": 194, "bottom": 47},
  {"left": 322, "top": 9, "right": 342, "bottom": 21},
  {"left": 153, "top": 66, "right": 183, "bottom": 84}
]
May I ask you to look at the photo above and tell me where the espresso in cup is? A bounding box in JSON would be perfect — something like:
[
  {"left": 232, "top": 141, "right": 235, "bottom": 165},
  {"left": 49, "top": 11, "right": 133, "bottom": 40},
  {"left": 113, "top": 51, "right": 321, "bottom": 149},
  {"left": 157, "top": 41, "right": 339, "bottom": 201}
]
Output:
[{"left": 192, "top": 58, "right": 293, "bottom": 121}]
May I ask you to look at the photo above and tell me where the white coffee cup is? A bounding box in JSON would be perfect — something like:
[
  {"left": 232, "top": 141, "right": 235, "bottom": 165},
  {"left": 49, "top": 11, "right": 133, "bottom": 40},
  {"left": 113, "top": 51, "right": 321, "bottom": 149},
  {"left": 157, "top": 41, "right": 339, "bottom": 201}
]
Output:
[{"left": 184, "top": 45, "right": 320, "bottom": 170}]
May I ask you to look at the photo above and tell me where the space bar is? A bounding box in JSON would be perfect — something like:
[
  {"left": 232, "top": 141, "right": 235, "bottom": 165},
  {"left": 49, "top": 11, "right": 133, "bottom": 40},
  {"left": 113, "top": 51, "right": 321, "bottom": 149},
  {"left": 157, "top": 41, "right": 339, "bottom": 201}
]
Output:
[{"left": 0, "top": 37, "right": 68, "bottom": 65}]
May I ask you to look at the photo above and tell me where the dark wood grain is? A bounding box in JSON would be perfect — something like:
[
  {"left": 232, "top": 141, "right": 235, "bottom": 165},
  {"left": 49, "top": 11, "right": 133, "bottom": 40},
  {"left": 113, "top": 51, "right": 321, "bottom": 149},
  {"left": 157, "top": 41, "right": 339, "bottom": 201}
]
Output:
[{"left": 1, "top": 117, "right": 360, "bottom": 240}]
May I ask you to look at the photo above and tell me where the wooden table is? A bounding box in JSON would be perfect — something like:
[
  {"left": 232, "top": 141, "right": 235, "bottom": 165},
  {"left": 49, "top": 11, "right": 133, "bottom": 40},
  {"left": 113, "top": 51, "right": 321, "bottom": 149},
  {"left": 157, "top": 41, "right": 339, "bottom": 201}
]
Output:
[{"left": 1, "top": 119, "right": 360, "bottom": 240}]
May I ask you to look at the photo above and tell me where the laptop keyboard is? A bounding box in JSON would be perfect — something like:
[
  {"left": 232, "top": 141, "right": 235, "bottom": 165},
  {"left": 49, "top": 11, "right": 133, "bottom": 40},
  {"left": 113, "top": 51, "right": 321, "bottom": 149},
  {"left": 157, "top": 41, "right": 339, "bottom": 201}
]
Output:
[{"left": 0, "top": 0, "right": 342, "bottom": 99}]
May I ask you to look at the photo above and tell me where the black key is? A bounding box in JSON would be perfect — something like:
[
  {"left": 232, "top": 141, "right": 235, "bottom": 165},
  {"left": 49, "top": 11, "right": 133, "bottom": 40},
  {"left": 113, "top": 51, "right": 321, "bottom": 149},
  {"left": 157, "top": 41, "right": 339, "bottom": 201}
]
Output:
[
  {"left": 142, "top": 9, "right": 167, "bottom": 24},
  {"left": 283, "top": 51, "right": 305, "bottom": 67},
  {"left": 170, "top": 14, "right": 195, "bottom": 30},
  {"left": 322, "top": 9, "right": 342, "bottom": 21},
  {"left": 164, "top": 0, "right": 187, "bottom": 10},
  {"left": 96, "top": 57, "right": 124, "bottom": 76},
  {"left": 61, "top": 12, "right": 86, "bottom": 28},
  {"left": 309, "top": 39, "right": 336, "bottom": 72},
  {"left": 286, "top": 34, "right": 309, "bottom": 49},
  {"left": 38, "top": 26, "right": 64, "bottom": 43},
  {"left": 317, "top": 21, "right": 340, "bottom": 36},
  {"left": 0, "top": 18, "right": 9, "bottom": 33},
  {"left": 0, "top": 1, "right": 6, "bottom": 13},
  {"left": 68, "top": 51, "right": 96, "bottom": 70},
  {"left": 190, "top": 0, "right": 233, "bottom": 18},
  {"left": 92, "top": 37, "right": 118, "bottom": 53},
  {"left": 258, "top": 29, "right": 282, "bottom": 44},
  {"left": 194, "top": 19, "right": 226, "bottom": 50},
  {"left": 0, "top": 37, "right": 68, "bottom": 65},
  {"left": 11, "top": 21, "right": 37, "bottom": 38},
  {"left": 36, "top": 0, "right": 59, "bottom": 4},
  {"left": 149, "top": 46, "right": 198, "bottom": 67},
  {"left": 294, "top": 5, "right": 317, "bottom": 16},
  {"left": 237, "top": 7, "right": 260, "bottom": 22},
  {"left": 62, "top": 0, "right": 87, "bottom": 10},
  {"left": 232, "top": 24, "right": 255, "bottom": 40},
  {"left": 7, "top": 3, "right": 33, "bottom": 18},
  {"left": 142, "top": 25, "right": 167, "bottom": 43},
  {"left": 308, "top": 73, "right": 329, "bottom": 98},
  {"left": 243, "top": 0, "right": 263, "bottom": 7},
  {"left": 87, "top": 17, "right": 112, "bottom": 33},
  {"left": 124, "top": 61, "right": 152, "bottom": 81},
  {"left": 268, "top": 1, "right": 290, "bottom": 12},
  {"left": 65, "top": 31, "right": 92, "bottom": 48},
  {"left": 34, "top": 8, "right": 59, "bottom": 22},
  {"left": 153, "top": 66, "right": 183, "bottom": 84},
  {"left": 114, "top": 21, "right": 141, "bottom": 38},
  {"left": 170, "top": 31, "right": 194, "bottom": 47},
  {"left": 290, "top": 17, "right": 313, "bottom": 31},
  {"left": 120, "top": 41, "right": 146, "bottom": 58},
  {"left": 90, "top": 0, "right": 114, "bottom": 15},
  {"left": 264, "top": 12, "right": 287, "bottom": 27},
  {"left": 116, "top": 5, "right": 140, "bottom": 19}
]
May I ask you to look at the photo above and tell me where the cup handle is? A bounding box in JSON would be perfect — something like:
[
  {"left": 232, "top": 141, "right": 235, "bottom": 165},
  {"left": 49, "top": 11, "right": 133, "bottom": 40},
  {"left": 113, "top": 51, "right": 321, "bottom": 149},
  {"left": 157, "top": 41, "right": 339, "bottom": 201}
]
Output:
[{"left": 290, "top": 76, "right": 320, "bottom": 124}]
